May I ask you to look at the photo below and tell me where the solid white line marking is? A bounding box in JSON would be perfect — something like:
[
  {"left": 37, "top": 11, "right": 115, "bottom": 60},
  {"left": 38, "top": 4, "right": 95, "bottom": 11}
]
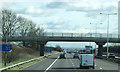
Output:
[
  {"left": 100, "top": 67, "right": 102, "bottom": 69},
  {"left": 44, "top": 56, "right": 59, "bottom": 72}
]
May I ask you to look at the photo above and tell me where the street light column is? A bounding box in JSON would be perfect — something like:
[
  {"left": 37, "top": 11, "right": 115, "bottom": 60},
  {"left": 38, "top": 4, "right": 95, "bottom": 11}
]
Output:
[
  {"left": 100, "top": 13, "right": 117, "bottom": 59},
  {"left": 106, "top": 14, "right": 109, "bottom": 59}
]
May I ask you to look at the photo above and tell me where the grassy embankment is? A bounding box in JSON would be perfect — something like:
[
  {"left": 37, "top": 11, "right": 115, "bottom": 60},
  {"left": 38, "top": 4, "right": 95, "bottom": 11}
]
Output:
[{"left": 0, "top": 42, "right": 59, "bottom": 71}]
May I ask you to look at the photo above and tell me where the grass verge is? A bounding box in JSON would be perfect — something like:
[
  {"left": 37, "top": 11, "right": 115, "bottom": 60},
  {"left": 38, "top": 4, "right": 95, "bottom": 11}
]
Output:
[{"left": 1, "top": 51, "right": 59, "bottom": 72}]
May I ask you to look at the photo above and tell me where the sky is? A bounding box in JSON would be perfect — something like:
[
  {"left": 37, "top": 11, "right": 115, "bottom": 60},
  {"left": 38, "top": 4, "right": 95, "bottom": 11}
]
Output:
[{"left": 0, "top": 0, "right": 119, "bottom": 49}]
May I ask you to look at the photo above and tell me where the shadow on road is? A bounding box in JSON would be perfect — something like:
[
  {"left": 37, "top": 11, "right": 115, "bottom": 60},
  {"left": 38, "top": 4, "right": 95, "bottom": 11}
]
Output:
[
  {"left": 48, "top": 57, "right": 79, "bottom": 59},
  {"left": 52, "top": 67, "right": 89, "bottom": 69},
  {"left": 48, "top": 57, "right": 58, "bottom": 59}
]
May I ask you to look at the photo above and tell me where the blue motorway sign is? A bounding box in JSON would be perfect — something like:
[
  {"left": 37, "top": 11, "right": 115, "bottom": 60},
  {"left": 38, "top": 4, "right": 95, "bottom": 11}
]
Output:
[
  {"left": 0, "top": 44, "right": 12, "bottom": 52},
  {"left": 45, "top": 49, "right": 52, "bottom": 53}
]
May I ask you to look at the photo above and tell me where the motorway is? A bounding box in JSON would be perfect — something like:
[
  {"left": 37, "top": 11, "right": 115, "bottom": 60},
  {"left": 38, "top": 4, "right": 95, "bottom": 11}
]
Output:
[{"left": 20, "top": 53, "right": 119, "bottom": 72}]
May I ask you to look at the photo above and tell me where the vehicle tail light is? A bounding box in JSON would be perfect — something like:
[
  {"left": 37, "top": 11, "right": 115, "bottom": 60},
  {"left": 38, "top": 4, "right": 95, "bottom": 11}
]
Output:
[
  {"left": 81, "top": 57, "right": 82, "bottom": 63},
  {"left": 93, "top": 57, "right": 95, "bottom": 62}
]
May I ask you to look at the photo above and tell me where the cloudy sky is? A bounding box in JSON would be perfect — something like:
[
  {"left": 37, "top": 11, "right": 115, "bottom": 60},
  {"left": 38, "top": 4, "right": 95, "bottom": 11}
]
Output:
[{"left": 0, "top": 0, "right": 119, "bottom": 49}]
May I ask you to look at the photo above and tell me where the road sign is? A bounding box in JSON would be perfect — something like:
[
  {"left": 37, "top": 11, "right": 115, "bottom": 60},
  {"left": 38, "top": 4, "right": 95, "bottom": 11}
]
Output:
[
  {"left": 45, "top": 49, "right": 52, "bottom": 53},
  {"left": 0, "top": 44, "right": 12, "bottom": 52}
]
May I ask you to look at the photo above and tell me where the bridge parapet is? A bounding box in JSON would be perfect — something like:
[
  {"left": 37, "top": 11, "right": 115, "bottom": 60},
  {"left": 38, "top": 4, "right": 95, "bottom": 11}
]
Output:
[
  {"left": 1, "top": 33, "right": 120, "bottom": 43},
  {"left": 38, "top": 33, "right": 118, "bottom": 38},
  {"left": 4, "top": 33, "right": 118, "bottom": 38},
  {"left": 42, "top": 33, "right": 118, "bottom": 38}
]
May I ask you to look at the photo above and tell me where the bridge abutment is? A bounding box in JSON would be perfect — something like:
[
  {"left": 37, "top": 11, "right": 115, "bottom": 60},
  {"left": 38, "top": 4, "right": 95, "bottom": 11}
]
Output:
[{"left": 96, "top": 42, "right": 106, "bottom": 57}]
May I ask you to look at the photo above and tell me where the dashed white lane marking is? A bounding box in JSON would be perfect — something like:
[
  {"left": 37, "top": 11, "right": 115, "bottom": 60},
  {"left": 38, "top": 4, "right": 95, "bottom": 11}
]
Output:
[
  {"left": 72, "top": 62, "right": 75, "bottom": 66},
  {"left": 100, "top": 67, "right": 102, "bottom": 69},
  {"left": 68, "top": 54, "right": 76, "bottom": 69},
  {"left": 44, "top": 56, "right": 59, "bottom": 72},
  {"left": 70, "top": 59, "right": 75, "bottom": 67},
  {"left": 68, "top": 54, "right": 75, "bottom": 67}
]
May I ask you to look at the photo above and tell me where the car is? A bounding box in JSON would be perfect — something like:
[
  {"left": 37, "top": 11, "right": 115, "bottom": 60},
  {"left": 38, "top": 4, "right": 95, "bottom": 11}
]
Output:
[
  {"left": 108, "top": 53, "right": 115, "bottom": 58},
  {"left": 68, "top": 51, "right": 72, "bottom": 54},
  {"left": 59, "top": 53, "right": 66, "bottom": 59},
  {"left": 86, "top": 50, "right": 91, "bottom": 54},
  {"left": 80, "top": 54, "right": 95, "bottom": 69},
  {"left": 63, "top": 50, "right": 67, "bottom": 54},
  {"left": 73, "top": 53, "right": 79, "bottom": 58}
]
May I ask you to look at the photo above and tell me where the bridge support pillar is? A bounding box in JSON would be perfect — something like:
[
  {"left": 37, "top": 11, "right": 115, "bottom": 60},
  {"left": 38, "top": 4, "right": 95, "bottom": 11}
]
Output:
[
  {"left": 23, "top": 41, "right": 26, "bottom": 47},
  {"left": 98, "top": 45, "right": 103, "bottom": 57},
  {"left": 39, "top": 41, "right": 47, "bottom": 56},
  {"left": 40, "top": 44, "right": 44, "bottom": 56},
  {"left": 96, "top": 42, "right": 106, "bottom": 57}
]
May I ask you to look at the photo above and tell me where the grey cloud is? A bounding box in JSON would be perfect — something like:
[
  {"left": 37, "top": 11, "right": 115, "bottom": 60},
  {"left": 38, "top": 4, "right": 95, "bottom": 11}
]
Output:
[
  {"left": 111, "top": 30, "right": 118, "bottom": 34},
  {"left": 67, "top": 6, "right": 117, "bottom": 18},
  {"left": 17, "top": 9, "right": 55, "bottom": 17},
  {"left": 104, "top": 5, "right": 117, "bottom": 12},
  {"left": 46, "top": 21, "right": 63, "bottom": 29},
  {"left": 46, "top": 2, "right": 67, "bottom": 9},
  {"left": 13, "top": 8, "right": 26, "bottom": 14},
  {"left": 46, "top": 21, "right": 82, "bottom": 32},
  {"left": 46, "top": 2, "right": 117, "bottom": 18}
]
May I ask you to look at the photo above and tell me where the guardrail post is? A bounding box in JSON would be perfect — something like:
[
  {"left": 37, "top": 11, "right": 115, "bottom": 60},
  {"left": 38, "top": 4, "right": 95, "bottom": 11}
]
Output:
[
  {"left": 43, "top": 33, "right": 44, "bottom": 36},
  {"left": 71, "top": 33, "right": 73, "bottom": 38},
  {"left": 52, "top": 33, "right": 54, "bottom": 37},
  {"left": 62, "top": 33, "right": 63, "bottom": 37},
  {"left": 100, "top": 34, "right": 102, "bottom": 38},
  {"left": 110, "top": 34, "right": 112, "bottom": 38},
  {"left": 81, "top": 33, "right": 82, "bottom": 37},
  {"left": 90, "top": 33, "right": 92, "bottom": 37}
]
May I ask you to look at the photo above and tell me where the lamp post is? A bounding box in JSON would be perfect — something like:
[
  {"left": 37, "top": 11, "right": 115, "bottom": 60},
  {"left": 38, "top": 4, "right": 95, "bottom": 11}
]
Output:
[{"left": 100, "top": 13, "right": 117, "bottom": 59}]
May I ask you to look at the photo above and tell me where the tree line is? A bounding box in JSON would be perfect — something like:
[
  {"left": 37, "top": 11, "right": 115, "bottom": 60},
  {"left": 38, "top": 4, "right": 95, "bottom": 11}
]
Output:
[
  {"left": 103, "top": 46, "right": 120, "bottom": 56},
  {"left": 1, "top": 9, "right": 45, "bottom": 50}
]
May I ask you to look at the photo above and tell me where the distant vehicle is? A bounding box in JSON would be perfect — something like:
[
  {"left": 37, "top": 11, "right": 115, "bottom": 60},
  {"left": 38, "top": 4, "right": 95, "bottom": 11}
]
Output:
[
  {"left": 73, "top": 51, "right": 77, "bottom": 53},
  {"left": 86, "top": 50, "right": 91, "bottom": 54},
  {"left": 59, "top": 53, "right": 66, "bottom": 59},
  {"left": 80, "top": 54, "right": 95, "bottom": 69},
  {"left": 108, "top": 53, "right": 115, "bottom": 58},
  {"left": 73, "top": 53, "right": 79, "bottom": 58},
  {"left": 63, "top": 50, "right": 67, "bottom": 54},
  {"left": 68, "top": 51, "right": 72, "bottom": 54}
]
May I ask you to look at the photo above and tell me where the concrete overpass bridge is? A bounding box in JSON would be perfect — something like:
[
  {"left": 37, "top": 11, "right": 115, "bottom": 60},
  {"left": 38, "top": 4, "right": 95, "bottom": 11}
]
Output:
[{"left": 2, "top": 33, "right": 120, "bottom": 57}]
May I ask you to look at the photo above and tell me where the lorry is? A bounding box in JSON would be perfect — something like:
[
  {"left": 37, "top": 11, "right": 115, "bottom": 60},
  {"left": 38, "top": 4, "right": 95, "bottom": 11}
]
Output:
[
  {"left": 85, "top": 46, "right": 93, "bottom": 54},
  {"left": 79, "top": 54, "right": 95, "bottom": 69}
]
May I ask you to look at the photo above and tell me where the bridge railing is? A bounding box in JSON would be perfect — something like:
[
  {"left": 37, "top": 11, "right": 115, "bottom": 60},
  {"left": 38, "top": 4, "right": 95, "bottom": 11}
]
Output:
[
  {"left": 42, "top": 33, "right": 118, "bottom": 38},
  {"left": 1, "top": 33, "right": 119, "bottom": 38}
]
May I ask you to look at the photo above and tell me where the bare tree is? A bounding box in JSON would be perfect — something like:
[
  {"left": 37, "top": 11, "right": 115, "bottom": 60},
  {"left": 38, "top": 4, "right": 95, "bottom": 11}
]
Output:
[
  {"left": 2, "top": 9, "right": 24, "bottom": 36},
  {"left": 2, "top": 9, "right": 45, "bottom": 50},
  {"left": 17, "top": 16, "right": 30, "bottom": 36},
  {"left": 36, "top": 27, "right": 45, "bottom": 36}
]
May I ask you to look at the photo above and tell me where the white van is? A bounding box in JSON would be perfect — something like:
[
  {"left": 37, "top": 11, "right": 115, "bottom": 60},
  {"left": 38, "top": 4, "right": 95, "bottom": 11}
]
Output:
[{"left": 80, "top": 54, "right": 95, "bottom": 69}]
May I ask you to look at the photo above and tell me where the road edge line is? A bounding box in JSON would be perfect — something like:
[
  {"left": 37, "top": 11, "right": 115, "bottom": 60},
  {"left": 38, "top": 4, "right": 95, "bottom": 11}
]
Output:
[{"left": 44, "top": 56, "right": 59, "bottom": 72}]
